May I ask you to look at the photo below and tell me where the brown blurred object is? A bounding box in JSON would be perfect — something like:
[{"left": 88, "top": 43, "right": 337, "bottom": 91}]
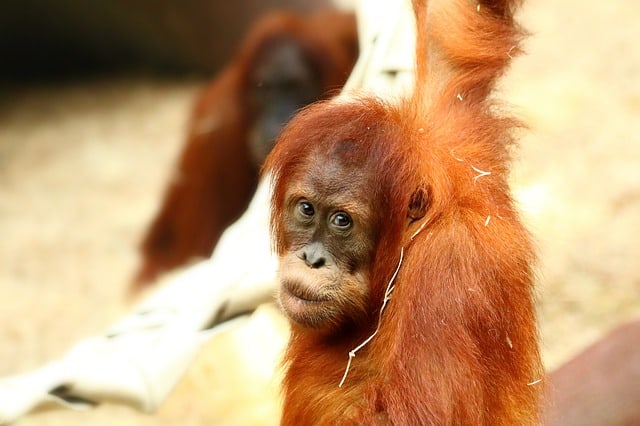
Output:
[
  {"left": 131, "top": 10, "right": 358, "bottom": 289},
  {"left": 545, "top": 320, "right": 640, "bottom": 426}
]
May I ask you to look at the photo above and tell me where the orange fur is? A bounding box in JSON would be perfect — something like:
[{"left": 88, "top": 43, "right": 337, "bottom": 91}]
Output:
[{"left": 265, "top": 0, "right": 542, "bottom": 424}]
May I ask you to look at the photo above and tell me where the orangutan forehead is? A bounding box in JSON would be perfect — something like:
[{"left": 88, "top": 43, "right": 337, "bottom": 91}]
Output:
[{"left": 285, "top": 154, "right": 373, "bottom": 209}]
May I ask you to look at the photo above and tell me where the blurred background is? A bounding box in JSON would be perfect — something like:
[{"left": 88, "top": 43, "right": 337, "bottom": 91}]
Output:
[
  {"left": 0, "top": 0, "right": 638, "bottom": 425},
  {"left": 0, "top": 0, "right": 339, "bottom": 80}
]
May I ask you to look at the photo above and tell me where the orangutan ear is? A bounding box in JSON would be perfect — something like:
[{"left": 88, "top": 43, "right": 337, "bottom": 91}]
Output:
[{"left": 408, "top": 185, "right": 430, "bottom": 223}]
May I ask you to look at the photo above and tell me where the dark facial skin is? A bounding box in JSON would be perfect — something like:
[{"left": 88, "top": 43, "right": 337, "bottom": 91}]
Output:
[
  {"left": 247, "top": 39, "right": 323, "bottom": 167},
  {"left": 277, "top": 156, "right": 377, "bottom": 330}
]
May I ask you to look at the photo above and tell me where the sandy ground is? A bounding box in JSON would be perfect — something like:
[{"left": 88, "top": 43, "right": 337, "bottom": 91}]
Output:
[{"left": 1, "top": 0, "right": 639, "bottom": 424}]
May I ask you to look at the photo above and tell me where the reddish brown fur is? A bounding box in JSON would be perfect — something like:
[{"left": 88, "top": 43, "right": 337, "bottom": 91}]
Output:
[
  {"left": 132, "top": 11, "right": 357, "bottom": 287},
  {"left": 265, "top": 0, "right": 542, "bottom": 424}
]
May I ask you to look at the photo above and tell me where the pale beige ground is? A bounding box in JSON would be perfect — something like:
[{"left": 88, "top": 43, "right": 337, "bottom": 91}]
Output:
[{"left": 1, "top": 0, "right": 639, "bottom": 425}]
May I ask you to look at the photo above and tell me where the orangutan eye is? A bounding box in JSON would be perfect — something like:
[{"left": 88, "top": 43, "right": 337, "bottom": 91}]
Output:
[
  {"left": 298, "top": 200, "right": 315, "bottom": 217},
  {"left": 330, "top": 212, "right": 352, "bottom": 229}
]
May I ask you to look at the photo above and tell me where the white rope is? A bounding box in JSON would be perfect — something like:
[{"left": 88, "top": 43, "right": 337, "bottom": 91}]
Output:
[
  {"left": 338, "top": 247, "right": 404, "bottom": 387},
  {"left": 338, "top": 218, "right": 428, "bottom": 387}
]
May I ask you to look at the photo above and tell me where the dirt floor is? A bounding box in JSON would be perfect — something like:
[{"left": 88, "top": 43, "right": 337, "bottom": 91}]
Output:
[{"left": 1, "top": 0, "right": 639, "bottom": 424}]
